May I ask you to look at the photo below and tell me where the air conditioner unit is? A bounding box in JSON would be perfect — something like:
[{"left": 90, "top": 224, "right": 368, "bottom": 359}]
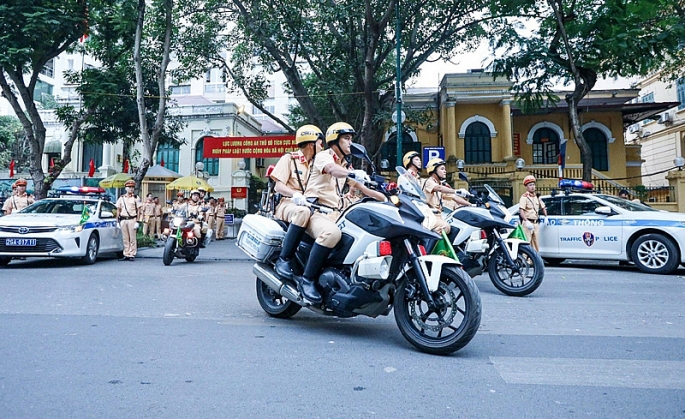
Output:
[
  {"left": 658, "top": 113, "right": 671, "bottom": 124},
  {"left": 628, "top": 124, "right": 641, "bottom": 134}
]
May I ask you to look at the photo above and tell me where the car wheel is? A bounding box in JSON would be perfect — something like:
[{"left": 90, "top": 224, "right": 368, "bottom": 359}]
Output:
[
  {"left": 81, "top": 234, "right": 99, "bottom": 265},
  {"left": 0, "top": 257, "right": 11, "bottom": 267},
  {"left": 631, "top": 234, "right": 679, "bottom": 275}
]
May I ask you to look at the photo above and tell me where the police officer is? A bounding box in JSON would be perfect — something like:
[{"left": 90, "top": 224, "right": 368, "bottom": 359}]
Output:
[
  {"left": 116, "top": 179, "right": 142, "bottom": 261},
  {"left": 271, "top": 124, "right": 324, "bottom": 280},
  {"left": 397, "top": 151, "right": 422, "bottom": 191},
  {"left": 183, "top": 189, "right": 206, "bottom": 246},
  {"left": 519, "top": 175, "right": 548, "bottom": 252},
  {"left": 206, "top": 198, "right": 217, "bottom": 237},
  {"left": 215, "top": 197, "right": 226, "bottom": 240},
  {"left": 299, "top": 122, "right": 379, "bottom": 303},
  {"left": 422, "top": 159, "right": 470, "bottom": 239},
  {"left": 142, "top": 193, "right": 156, "bottom": 238},
  {"left": 2, "top": 178, "right": 34, "bottom": 215},
  {"left": 153, "top": 196, "right": 162, "bottom": 239}
]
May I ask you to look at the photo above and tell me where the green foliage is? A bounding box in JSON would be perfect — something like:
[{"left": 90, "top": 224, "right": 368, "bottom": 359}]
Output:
[
  {"left": 0, "top": 116, "right": 28, "bottom": 170},
  {"left": 136, "top": 230, "right": 157, "bottom": 248}
]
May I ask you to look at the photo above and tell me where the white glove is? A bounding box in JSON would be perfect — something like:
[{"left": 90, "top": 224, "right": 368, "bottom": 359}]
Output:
[
  {"left": 291, "top": 192, "right": 307, "bottom": 206},
  {"left": 134, "top": 222, "right": 140, "bottom": 229},
  {"left": 525, "top": 220, "right": 534, "bottom": 231},
  {"left": 347, "top": 169, "right": 369, "bottom": 183},
  {"left": 540, "top": 216, "right": 549, "bottom": 226},
  {"left": 455, "top": 188, "right": 471, "bottom": 198}
]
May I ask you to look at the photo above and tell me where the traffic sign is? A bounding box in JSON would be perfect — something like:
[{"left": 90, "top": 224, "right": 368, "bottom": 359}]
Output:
[{"left": 423, "top": 146, "right": 445, "bottom": 165}]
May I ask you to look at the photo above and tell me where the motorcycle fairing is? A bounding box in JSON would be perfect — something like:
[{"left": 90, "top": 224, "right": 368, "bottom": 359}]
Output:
[
  {"left": 414, "top": 254, "right": 461, "bottom": 292},
  {"left": 499, "top": 238, "right": 526, "bottom": 260}
]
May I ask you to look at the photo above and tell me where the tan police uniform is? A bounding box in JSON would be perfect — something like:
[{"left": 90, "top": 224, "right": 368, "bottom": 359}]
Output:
[
  {"left": 206, "top": 203, "right": 216, "bottom": 234},
  {"left": 183, "top": 200, "right": 204, "bottom": 238},
  {"left": 519, "top": 191, "right": 546, "bottom": 251},
  {"left": 153, "top": 201, "right": 163, "bottom": 238},
  {"left": 142, "top": 199, "right": 156, "bottom": 238},
  {"left": 116, "top": 193, "right": 142, "bottom": 258},
  {"left": 303, "top": 149, "right": 348, "bottom": 248},
  {"left": 215, "top": 200, "right": 226, "bottom": 239},
  {"left": 172, "top": 197, "right": 185, "bottom": 211},
  {"left": 421, "top": 177, "right": 451, "bottom": 234},
  {"left": 2, "top": 193, "right": 34, "bottom": 215},
  {"left": 271, "top": 150, "right": 313, "bottom": 228}
]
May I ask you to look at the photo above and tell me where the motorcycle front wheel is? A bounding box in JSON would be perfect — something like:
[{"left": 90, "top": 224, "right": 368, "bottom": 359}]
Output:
[
  {"left": 255, "top": 278, "right": 301, "bottom": 318},
  {"left": 487, "top": 244, "right": 544, "bottom": 296},
  {"left": 185, "top": 247, "right": 198, "bottom": 262},
  {"left": 163, "top": 237, "right": 176, "bottom": 266},
  {"left": 394, "top": 266, "right": 481, "bottom": 355}
]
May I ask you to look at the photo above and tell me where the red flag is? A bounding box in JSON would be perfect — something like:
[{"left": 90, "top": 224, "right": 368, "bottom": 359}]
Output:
[
  {"left": 88, "top": 158, "right": 95, "bottom": 177},
  {"left": 9, "top": 159, "right": 15, "bottom": 178},
  {"left": 123, "top": 159, "right": 129, "bottom": 173},
  {"left": 49, "top": 157, "right": 55, "bottom": 169},
  {"left": 160, "top": 157, "right": 165, "bottom": 167}
]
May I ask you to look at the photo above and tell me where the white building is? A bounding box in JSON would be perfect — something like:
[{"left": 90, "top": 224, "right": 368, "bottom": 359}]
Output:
[{"left": 625, "top": 73, "right": 685, "bottom": 186}]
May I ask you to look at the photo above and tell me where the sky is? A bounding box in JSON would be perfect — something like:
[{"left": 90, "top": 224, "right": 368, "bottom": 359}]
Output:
[{"left": 410, "top": 43, "right": 640, "bottom": 91}]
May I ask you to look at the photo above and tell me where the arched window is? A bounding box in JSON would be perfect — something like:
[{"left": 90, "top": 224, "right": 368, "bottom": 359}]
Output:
[
  {"left": 195, "top": 138, "right": 219, "bottom": 176},
  {"left": 81, "top": 142, "right": 102, "bottom": 172},
  {"left": 156, "top": 143, "right": 180, "bottom": 173},
  {"left": 532, "top": 128, "right": 559, "bottom": 164},
  {"left": 584, "top": 127, "right": 608, "bottom": 171},
  {"left": 381, "top": 128, "right": 420, "bottom": 168},
  {"left": 464, "top": 122, "right": 491, "bottom": 164}
]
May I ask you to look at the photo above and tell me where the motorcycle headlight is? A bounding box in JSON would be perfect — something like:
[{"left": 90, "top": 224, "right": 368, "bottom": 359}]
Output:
[
  {"left": 173, "top": 217, "right": 184, "bottom": 226},
  {"left": 58, "top": 224, "right": 84, "bottom": 233}
]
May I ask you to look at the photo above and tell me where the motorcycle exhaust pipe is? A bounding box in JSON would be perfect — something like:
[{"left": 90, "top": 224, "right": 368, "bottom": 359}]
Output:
[{"left": 253, "top": 263, "right": 305, "bottom": 305}]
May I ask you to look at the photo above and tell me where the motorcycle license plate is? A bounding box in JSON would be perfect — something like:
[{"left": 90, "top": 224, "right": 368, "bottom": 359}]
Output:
[{"left": 5, "top": 238, "right": 37, "bottom": 246}]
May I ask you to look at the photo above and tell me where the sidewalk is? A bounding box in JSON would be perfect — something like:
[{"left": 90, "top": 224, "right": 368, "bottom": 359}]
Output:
[{"left": 136, "top": 238, "right": 252, "bottom": 261}]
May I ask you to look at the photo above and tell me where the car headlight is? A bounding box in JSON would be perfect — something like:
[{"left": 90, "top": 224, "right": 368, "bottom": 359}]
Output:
[{"left": 58, "top": 224, "right": 84, "bottom": 233}]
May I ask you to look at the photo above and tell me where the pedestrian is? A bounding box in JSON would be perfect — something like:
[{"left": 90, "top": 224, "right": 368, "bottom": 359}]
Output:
[
  {"left": 215, "top": 197, "right": 226, "bottom": 240},
  {"left": 153, "top": 196, "right": 162, "bottom": 239},
  {"left": 142, "top": 193, "right": 156, "bottom": 238},
  {"left": 116, "top": 180, "right": 142, "bottom": 261},
  {"left": 518, "top": 175, "right": 548, "bottom": 252},
  {"left": 2, "top": 178, "right": 34, "bottom": 215}
]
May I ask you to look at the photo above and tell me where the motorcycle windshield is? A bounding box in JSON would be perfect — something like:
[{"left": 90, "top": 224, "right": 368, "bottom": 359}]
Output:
[
  {"left": 396, "top": 166, "right": 428, "bottom": 202},
  {"left": 485, "top": 184, "right": 505, "bottom": 206}
]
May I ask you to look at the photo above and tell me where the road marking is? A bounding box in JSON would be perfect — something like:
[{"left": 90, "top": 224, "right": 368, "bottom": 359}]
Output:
[{"left": 491, "top": 357, "right": 685, "bottom": 390}]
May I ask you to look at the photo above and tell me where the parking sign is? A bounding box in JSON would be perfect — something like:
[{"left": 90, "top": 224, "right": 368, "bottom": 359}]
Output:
[{"left": 423, "top": 147, "right": 445, "bottom": 166}]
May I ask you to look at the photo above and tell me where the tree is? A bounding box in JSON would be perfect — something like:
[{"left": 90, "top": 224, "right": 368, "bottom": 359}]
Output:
[
  {"left": 222, "top": 0, "right": 493, "bottom": 157},
  {"left": 490, "top": 0, "right": 684, "bottom": 181},
  {"left": 0, "top": 0, "right": 90, "bottom": 198},
  {"left": 0, "top": 116, "right": 29, "bottom": 172}
]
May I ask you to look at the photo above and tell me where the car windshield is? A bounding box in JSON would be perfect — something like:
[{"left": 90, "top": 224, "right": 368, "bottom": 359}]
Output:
[
  {"left": 596, "top": 195, "right": 659, "bottom": 212},
  {"left": 20, "top": 199, "right": 98, "bottom": 215},
  {"left": 396, "top": 166, "right": 427, "bottom": 201}
]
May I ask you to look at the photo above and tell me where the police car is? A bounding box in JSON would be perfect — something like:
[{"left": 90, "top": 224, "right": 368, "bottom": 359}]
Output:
[
  {"left": 509, "top": 190, "right": 685, "bottom": 274},
  {"left": 0, "top": 187, "right": 124, "bottom": 266}
]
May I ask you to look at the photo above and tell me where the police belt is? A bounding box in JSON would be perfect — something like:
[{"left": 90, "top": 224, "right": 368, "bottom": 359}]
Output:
[
  {"left": 120, "top": 216, "right": 136, "bottom": 220},
  {"left": 526, "top": 218, "right": 539, "bottom": 224},
  {"left": 306, "top": 197, "right": 338, "bottom": 213}
]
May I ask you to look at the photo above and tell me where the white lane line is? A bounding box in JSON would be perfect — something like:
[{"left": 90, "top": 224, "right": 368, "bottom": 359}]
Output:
[{"left": 491, "top": 357, "right": 685, "bottom": 390}]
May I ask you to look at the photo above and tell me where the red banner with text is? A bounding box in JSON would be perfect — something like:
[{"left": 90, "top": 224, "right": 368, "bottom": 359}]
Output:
[{"left": 203, "top": 135, "right": 296, "bottom": 158}]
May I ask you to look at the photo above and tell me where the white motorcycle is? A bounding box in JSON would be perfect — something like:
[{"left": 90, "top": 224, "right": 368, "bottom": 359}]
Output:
[
  {"left": 443, "top": 175, "right": 544, "bottom": 297},
  {"left": 237, "top": 146, "right": 481, "bottom": 355}
]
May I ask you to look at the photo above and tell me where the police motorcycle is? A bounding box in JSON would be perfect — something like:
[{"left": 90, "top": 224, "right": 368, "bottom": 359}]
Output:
[
  {"left": 442, "top": 173, "right": 544, "bottom": 297},
  {"left": 237, "top": 145, "right": 481, "bottom": 355},
  {"left": 162, "top": 207, "right": 213, "bottom": 265}
]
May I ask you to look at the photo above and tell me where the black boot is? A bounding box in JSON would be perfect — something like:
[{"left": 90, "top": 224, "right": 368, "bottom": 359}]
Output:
[
  {"left": 295, "top": 243, "right": 331, "bottom": 304},
  {"left": 274, "top": 224, "right": 306, "bottom": 280}
]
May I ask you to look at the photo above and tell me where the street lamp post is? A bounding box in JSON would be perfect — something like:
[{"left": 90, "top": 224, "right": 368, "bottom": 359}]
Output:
[{"left": 395, "top": 0, "right": 403, "bottom": 168}]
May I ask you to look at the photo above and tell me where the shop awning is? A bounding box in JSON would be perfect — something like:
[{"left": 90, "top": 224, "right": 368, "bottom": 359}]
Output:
[{"left": 44, "top": 140, "right": 62, "bottom": 154}]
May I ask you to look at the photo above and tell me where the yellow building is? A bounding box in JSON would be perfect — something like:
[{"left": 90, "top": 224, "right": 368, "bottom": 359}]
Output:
[{"left": 387, "top": 71, "right": 675, "bottom": 205}]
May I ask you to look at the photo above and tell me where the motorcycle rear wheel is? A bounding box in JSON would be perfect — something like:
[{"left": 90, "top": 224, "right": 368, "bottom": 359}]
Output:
[
  {"left": 394, "top": 266, "right": 481, "bottom": 355},
  {"left": 163, "top": 237, "right": 176, "bottom": 266},
  {"left": 255, "top": 278, "right": 301, "bottom": 318},
  {"left": 487, "top": 244, "right": 544, "bottom": 296}
]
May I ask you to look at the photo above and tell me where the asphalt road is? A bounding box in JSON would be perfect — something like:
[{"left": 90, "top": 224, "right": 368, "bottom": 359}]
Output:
[{"left": 0, "top": 241, "right": 684, "bottom": 419}]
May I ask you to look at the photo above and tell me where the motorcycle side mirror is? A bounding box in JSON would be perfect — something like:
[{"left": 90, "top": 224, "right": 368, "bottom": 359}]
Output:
[{"left": 458, "top": 171, "right": 469, "bottom": 182}]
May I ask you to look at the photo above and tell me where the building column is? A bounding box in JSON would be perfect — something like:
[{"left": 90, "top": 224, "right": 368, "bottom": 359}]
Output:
[
  {"left": 99, "top": 143, "right": 116, "bottom": 176},
  {"left": 445, "top": 102, "right": 457, "bottom": 162},
  {"left": 500, "top": 100, "right": 514, "bottom": 161}
]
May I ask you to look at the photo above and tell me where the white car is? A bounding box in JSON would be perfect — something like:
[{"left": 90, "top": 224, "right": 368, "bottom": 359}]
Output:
[
  {"left": 509, "top": 192, "right": 685, "bottom": 274},
  {"left": 0, "top": 187, "right": 124, "bottom": 266}
]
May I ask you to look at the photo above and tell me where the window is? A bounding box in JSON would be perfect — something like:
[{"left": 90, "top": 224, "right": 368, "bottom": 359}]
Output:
[
  {"left": 195, "top": 138, "right": 219, "bottom": 176},
  {"left": 677, "top": 78, "right": 685, "bottom": 111},
  {"left": 33, "top": 80, "right": 53, "bottom": 102},
  {"left": 156, "top": 143, "right": 180, "bottom": 172},
  {"left": 171, "top": 85, "right": 190, "bottom": 95},
  {"left": 583, "top": 128, "right": 608, "bottom": 171},
  {"left": 532, "top": 128, "right": 559, "bottom": 164},
  {"left": 40, "top": 59, "right": 55, "bottom": 78},
  {"left": 464, "top": 122, "right": 491, "bottom": 164},
  {"left": 204, "top": 68, "right": 226, "bottom": 94},
  {"left": 641, "top": 92, "right": 655, "bottom": 103},
  {"left": 563, "top": 196, "right": 601, "bottom": 216},
  {"left": 540, "top": 197, "right": 562, "bottom": 216},
  {"left": 81, "top": 142, "right": 103, "bottom": 172}
]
